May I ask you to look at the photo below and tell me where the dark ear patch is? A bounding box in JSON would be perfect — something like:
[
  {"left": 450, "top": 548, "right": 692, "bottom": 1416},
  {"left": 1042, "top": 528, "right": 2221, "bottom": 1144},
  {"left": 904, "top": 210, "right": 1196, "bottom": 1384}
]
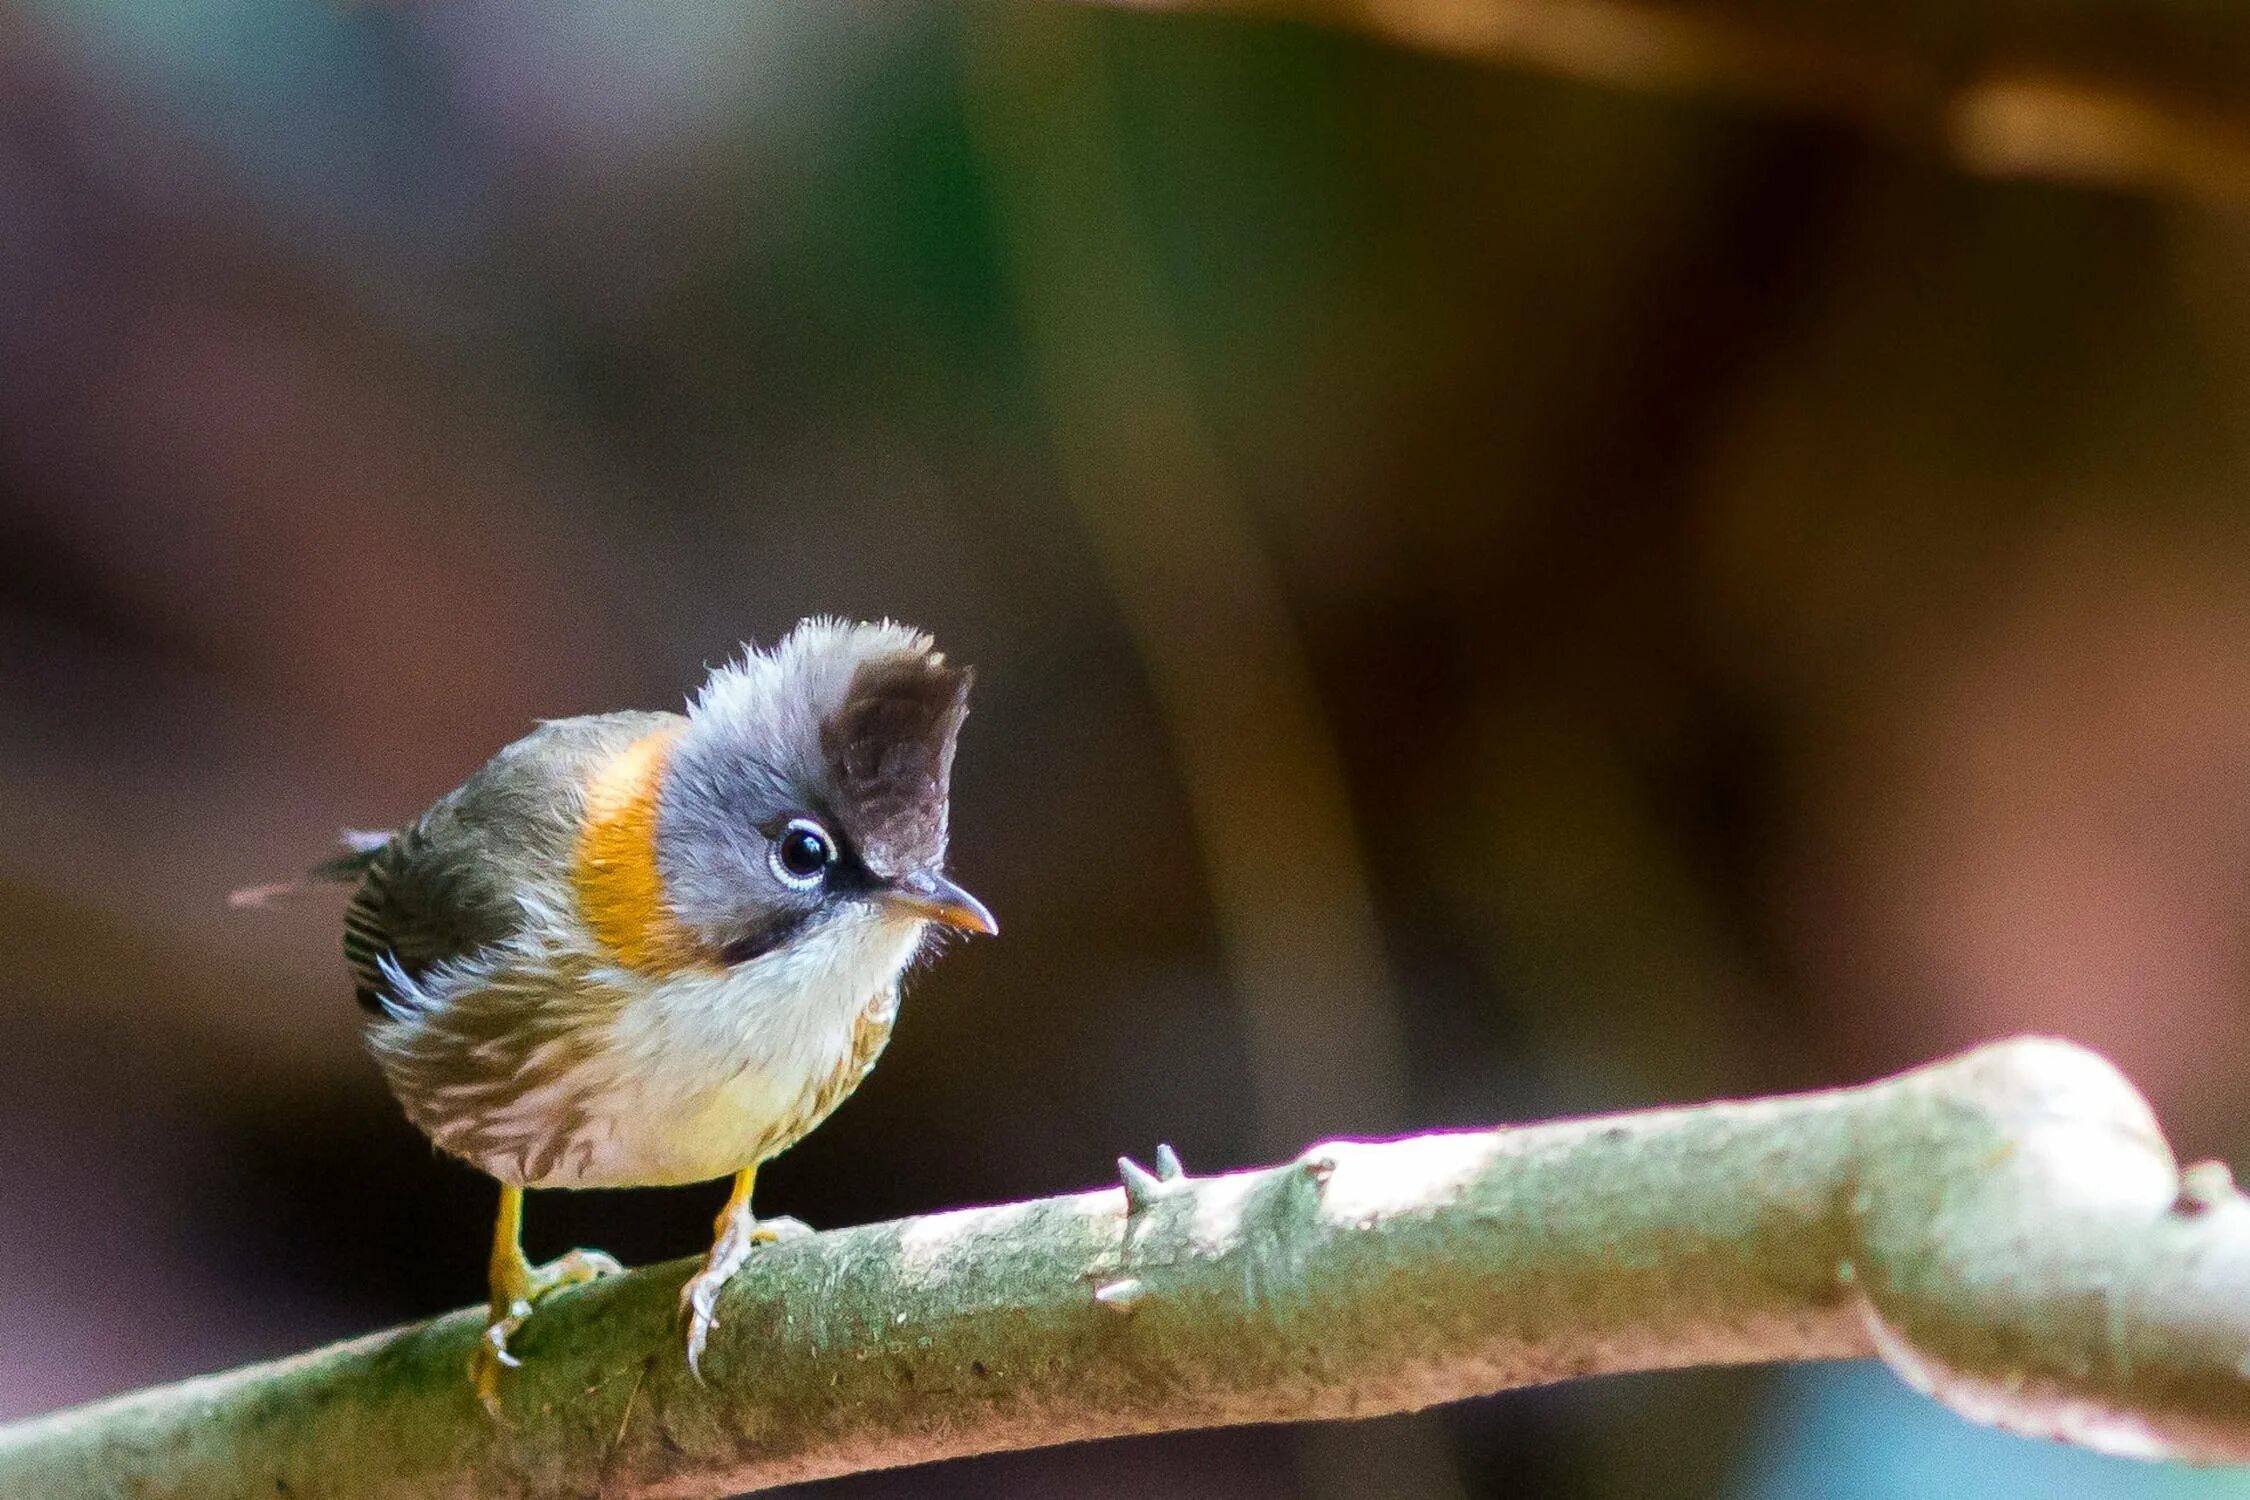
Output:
[{"left": 819, "top": 652, "right": 972, "bottom": 877}]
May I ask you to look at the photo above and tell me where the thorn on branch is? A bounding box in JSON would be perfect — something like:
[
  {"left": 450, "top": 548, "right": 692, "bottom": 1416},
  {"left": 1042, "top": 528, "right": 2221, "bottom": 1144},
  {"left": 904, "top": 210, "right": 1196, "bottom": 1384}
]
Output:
[
  {"left": 1119, "top": 1144, "right": 1188, "bottom": 1216},
  {"left": 2174, "top": 1160, "right": 2240, "bottom": 1216},
  {"left": 1118, "top": 1157, "right": 1161, "bottom": 1212}
]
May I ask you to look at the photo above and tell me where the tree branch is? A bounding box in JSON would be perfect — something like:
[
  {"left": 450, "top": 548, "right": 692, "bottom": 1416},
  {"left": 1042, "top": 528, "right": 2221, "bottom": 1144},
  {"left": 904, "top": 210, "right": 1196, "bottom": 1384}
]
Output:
[
  {"left": 1069, "top": 0, "right": 2250, "bottom": 200},
  {"left": 3, "top": 1037, "right": 2247, "bottom": 1496}
]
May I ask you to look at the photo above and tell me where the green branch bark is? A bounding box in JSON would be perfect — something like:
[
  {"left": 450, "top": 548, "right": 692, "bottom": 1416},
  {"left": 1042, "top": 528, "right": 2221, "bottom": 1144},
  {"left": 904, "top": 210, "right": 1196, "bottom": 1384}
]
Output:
[
  {"left": 1066, "top": 0, "right": 2250, "bottom": 199},
  {"left": 3, "top": 1038, "right": 2248, "bottom": 1497}
]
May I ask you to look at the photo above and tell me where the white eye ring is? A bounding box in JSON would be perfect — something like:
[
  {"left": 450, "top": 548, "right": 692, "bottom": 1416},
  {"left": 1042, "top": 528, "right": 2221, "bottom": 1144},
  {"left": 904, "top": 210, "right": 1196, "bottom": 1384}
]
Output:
[{"left": 769, "top": 817, "right": 834, "bottom": 889}]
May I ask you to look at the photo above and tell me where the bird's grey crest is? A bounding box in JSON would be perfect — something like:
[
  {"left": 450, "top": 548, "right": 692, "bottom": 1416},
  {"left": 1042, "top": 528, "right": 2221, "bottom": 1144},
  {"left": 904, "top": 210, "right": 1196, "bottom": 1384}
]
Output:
[
  {"left": 819, "top": 647, "right": 972, "bottom": 877},
  {"left": 658, "top": 620, "right": 972, "bottom": 932}
]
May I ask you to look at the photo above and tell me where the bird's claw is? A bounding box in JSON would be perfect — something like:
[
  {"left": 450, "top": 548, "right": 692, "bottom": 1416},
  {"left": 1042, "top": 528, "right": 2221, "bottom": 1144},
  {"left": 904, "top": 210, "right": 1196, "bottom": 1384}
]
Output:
[
  {"left": 472, "top": 1310, "right": 529, "bottom": 1411},
  {"left": 486, "top": 1314, "right": 526, "bottom": 1368},
  {"left": 679, "top": 1215, "right": 812, "bottom": 1381},
  {"left": 750, "top": 1214, "right": 814, "bottom": 1245},
  {"left": 680, "top": 1269, "right": 730, "bottom": 1383},
  {"left": 538, "top": 1247, "right": 625, "bottom": 1289},
  {"left": 471, "top": 1247, "right": 624, "bottom": 1412}
]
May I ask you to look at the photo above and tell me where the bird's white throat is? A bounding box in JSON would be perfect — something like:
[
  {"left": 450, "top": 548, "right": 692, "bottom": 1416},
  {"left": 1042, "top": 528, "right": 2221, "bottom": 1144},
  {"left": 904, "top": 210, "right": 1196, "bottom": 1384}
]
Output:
[{"left": 570, "top": 904, "right": 929, "bottom": 1187}]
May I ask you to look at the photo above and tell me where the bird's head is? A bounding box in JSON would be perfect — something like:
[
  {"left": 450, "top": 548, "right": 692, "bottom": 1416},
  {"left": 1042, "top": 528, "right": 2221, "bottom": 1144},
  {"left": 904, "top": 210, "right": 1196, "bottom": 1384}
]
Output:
[{"left": 655, "top": 619, "right": 994, "bottom": 970}]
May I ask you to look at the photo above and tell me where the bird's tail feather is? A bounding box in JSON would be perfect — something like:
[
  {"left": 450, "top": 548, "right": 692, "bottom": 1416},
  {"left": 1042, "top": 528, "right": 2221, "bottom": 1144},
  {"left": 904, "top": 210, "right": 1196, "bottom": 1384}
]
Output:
[{"left": 228, "top": 829, "right": 393, "bottom": 909}]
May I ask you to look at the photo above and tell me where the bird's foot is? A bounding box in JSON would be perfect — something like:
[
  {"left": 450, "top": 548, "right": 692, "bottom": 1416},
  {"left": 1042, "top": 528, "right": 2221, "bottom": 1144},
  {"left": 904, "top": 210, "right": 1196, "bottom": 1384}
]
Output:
[
  {"left": 680, "top": 1213, "right": 811, "bottom": 1381},
  {"left": 472, "top": 1247, "right": 625, "bottom": 1410}
]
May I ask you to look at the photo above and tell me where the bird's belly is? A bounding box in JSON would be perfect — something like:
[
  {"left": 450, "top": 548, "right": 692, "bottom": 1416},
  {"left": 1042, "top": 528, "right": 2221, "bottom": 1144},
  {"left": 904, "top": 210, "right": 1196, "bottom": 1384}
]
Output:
[
  {"left": 518, "top": 953, "right": 908, "bottom": 1190},
  {"left": 555, "top": 1067, "right": 829, "bottom": 1189}
]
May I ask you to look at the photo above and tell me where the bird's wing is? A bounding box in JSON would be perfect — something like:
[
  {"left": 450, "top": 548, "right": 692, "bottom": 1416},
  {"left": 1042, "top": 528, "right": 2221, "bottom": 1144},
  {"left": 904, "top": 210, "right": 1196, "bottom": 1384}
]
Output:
[{"left": 345, "top": 710, "right": 683, "bottom": 1011}]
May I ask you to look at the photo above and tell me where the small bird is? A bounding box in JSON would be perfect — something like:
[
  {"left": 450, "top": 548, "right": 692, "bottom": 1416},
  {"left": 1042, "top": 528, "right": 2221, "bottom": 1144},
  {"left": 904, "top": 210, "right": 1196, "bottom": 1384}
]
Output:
[{"left": 241, "top": 619, "right": 995, "bottom": 1398}]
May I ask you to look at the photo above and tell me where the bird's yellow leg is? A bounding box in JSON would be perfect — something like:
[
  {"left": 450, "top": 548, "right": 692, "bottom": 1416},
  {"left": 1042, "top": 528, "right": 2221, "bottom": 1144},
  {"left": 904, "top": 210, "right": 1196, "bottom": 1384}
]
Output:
[
  {"left": 716, "top": 1164, "right": 763, "bottom": 1244},
  {"left": 490, "top": 1180, "right": 532, "bottom": 1314},
  {"left": 470, "top": 1183, "right": 623, "bottom": 1409},
  {"left": 680, "top": 1164, "right": 812, "bottom": 1380}
]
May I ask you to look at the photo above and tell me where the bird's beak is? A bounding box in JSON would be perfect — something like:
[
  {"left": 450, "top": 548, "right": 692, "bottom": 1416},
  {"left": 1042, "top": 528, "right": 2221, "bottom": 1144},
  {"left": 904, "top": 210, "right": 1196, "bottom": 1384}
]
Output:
[{"left": 884, "top": 870, "right": 999, "bottom": 936}]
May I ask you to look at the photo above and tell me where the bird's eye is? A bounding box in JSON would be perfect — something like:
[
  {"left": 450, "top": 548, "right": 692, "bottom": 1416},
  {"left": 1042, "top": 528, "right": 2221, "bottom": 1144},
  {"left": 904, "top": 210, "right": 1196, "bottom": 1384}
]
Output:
[{"left": 771, "top": 818, "right": 834, "bottom": 887}]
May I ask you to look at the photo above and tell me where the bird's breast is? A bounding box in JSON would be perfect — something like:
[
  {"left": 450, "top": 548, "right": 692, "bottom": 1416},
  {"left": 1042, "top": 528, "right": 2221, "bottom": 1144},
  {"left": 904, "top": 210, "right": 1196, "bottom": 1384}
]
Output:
[{"left": 542, "top": 906, "right": 927, "bottom": 1188}]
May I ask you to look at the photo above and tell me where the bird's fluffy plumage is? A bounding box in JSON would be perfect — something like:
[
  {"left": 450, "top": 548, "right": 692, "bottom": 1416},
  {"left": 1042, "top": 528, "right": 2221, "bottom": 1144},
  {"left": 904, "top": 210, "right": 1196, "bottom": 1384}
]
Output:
[{"left": 349, "top": 619, "right": 975, "bottom": 1189}]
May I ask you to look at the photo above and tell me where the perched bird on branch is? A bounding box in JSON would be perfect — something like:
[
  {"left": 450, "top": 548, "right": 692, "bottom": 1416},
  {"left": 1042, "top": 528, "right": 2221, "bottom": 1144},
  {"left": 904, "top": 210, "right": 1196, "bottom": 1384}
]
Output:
[{"left": 238, "top": 619, "right": 996, "bottom": 1400}]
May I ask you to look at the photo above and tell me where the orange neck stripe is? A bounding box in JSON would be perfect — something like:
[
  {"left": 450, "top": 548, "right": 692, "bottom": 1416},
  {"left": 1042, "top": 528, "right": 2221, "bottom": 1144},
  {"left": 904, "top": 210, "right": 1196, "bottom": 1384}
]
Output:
[{"left": 572, "top": 725, "right": 711, "bottom": 974}]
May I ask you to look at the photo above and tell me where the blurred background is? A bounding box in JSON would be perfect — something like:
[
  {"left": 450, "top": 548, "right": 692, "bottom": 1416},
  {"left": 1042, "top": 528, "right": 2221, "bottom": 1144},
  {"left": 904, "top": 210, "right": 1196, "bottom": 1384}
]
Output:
[{"left": 6, "top": 0, "right": 2250, "bottom": 1494}]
